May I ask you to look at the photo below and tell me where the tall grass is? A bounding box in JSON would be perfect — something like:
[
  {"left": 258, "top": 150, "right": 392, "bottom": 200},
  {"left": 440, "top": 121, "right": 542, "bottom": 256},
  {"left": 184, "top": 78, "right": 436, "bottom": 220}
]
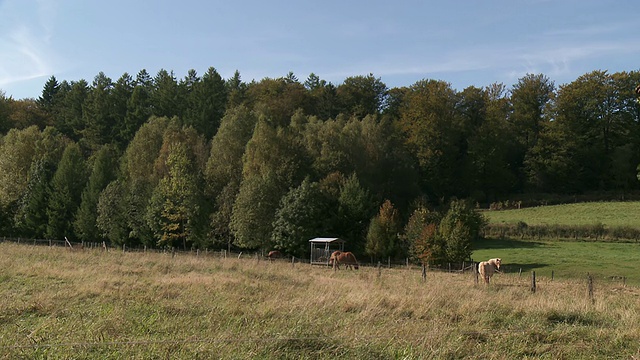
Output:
[{"left": 1, "top": 243, "right": 640, "bottom": 359}]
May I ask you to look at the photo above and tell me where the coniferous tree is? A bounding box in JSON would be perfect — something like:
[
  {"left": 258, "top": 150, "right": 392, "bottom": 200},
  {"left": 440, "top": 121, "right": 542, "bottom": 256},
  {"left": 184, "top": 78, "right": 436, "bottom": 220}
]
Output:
[
  {"left": 438, "top": 200, "right": 487, "bottom": 263},
  {"left": 46, "top": 142, "right": 87, "bottom": 240},
  {"left": 81, "top": 72, "right": 114, "bottom": 151},
  {"left": 365, "top": 200, "right": 401, "bottom": 260},
  {"left": 184, "top": 67, "right": 227, "bottom": 139},
  {"left": 37, "top": 76, "right": 60, "bottom": 116},
  {"left": 14, "top": 158, "right": 54, "bottom": 238},
  {"left": 151, "top": 69, "right": 180, "bottom": 118},
  {"left": 96, "top": 180, "right": 129, "bottom": 245},
  {"left": 55, "top": 79, "right": 89, "bottom": 141},
  {"left": 74, "top": 145, "right": 118, "bottom": 242}
]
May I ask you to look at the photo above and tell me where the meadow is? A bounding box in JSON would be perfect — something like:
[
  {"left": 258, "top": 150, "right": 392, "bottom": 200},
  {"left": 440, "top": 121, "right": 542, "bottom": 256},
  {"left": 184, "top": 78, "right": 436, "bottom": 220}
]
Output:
[
  {"left": 1, "top": 242, "right": 640, "bottom": 359},
  {"left": 483, "top": 201, "right": 640, "bottom": 227},
  {"left": 473, "top": 238, "right": 640, "bottom": 286}
]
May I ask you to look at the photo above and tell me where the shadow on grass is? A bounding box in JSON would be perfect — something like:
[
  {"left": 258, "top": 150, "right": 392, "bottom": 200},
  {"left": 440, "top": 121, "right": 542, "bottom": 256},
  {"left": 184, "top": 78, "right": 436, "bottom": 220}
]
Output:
[
  {"left": 500, "top": 262, "right": 549, "bottom": 273},
  {"left": 473, "top": 237, "right": 545, "bottom": 250}
]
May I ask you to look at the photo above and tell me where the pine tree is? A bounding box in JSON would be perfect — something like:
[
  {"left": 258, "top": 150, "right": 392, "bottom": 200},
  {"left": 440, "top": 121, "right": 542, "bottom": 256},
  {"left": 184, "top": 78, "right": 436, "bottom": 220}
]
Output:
[
  {"left": 74, "top": 145, "right": 118, "bottom": 242},
  {"left": 46, "top": 143, "right": 87, "bottom": 240}
]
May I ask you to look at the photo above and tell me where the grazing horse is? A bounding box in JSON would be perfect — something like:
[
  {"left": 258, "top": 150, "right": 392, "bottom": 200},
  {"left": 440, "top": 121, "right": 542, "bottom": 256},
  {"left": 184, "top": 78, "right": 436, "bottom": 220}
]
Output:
[
  {"left": 267, "top": 250, "right": 282, "bottom": 261},
  {"left": 478, "top": 258, "right": 501, "bottom": 284},
  {"left": 329, "top": 250, "right": 359, "bottom": 271}
]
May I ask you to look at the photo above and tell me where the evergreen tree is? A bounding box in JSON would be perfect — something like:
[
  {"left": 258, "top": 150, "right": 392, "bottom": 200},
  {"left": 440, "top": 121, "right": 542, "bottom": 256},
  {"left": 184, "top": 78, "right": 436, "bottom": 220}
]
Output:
[
  {"left": 37, "top": 76, "right": 60, "bottom": 114},
  {"left": 151, "top": 69, "right": 180, "bottom": 118},
  {"left": 14, "top": 158, "right": 54, "bottom": 237},
  {"left": 74, "top": 145, "right": 118, "bottom": 242},
  {"left": 55, "top": 79, "right": 89, "bottom": 141},
  {"left": 184, "top": 67, "right": 228, "bottom": 139},
  {"left": 46, "top": 142, "right": 87, "bottom": 240},
  {"left": 438, "top": 200, "right": 487, "bottom": 263},
  {"left": 96, "top": 180, "right": 129, "bottom": 245},
  {"left": 365, "top": 200, "right": 401, "bottom": 260}
]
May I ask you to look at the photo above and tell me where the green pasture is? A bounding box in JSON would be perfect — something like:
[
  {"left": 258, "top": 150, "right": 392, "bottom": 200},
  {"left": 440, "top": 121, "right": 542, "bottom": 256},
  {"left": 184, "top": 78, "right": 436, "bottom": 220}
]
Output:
[
  {"left": 473, "top": 237, "right": 640, "bottom": 286},
  {"left": 483, "top": 201, "right": 640, "bottom": 227}
]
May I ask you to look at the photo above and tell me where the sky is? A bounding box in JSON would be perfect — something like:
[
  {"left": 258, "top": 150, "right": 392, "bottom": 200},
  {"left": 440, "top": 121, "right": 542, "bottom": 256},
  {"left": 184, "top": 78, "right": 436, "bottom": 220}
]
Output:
[{"left": 1, "top": 0, "right": 639, "bottom": 100}]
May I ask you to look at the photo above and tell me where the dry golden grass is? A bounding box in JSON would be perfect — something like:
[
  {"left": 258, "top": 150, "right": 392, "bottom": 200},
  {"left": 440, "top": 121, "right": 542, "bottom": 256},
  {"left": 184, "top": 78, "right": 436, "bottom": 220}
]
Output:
[{"left": 1, "top": 242, "right": 639, "bottom": 359}]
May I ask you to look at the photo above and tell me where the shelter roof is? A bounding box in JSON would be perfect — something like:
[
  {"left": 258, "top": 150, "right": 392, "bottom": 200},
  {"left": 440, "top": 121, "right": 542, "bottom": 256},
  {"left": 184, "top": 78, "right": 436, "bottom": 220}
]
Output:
[{"left": 308, "top": 237, "right": 345, "bottom": 243}]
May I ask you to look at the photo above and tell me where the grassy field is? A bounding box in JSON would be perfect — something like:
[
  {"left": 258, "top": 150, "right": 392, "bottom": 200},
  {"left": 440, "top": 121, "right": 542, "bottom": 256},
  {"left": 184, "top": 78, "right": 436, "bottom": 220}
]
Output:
[
  {"left": 1, "top": 243, "right": 640, "bottom": 359},
  {"left": 483, "top": 201, "right": 640, "bottom": 227},
  {"left": 473, "top": 237, "right": 640, "bottom": 286}
]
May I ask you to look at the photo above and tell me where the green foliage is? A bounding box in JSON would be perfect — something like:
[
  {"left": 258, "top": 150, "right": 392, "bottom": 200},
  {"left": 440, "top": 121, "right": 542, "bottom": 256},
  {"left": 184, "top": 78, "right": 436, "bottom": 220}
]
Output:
[
  {"left": 398, "top": 79, "right": 463, "bottom": 197},
  {"left": 336, "top": 73, "right": 388, "bottom": 117},
  {"left": 438, "top": 199, "right": 487, "bottom": 263},
  {"left": 336, "top": 173, "right": 375, "bottom": 254},
  {"left": 183, "top": 67, "right": 228, "bottom": 139},
  {"left": 14, "top": 158, "right": 54, "bottom": 238},
  {"left": 96, "top": 180, "right": 129, "bottom": 245},
  {"left": 404, "top": 206, "right": 445, "bottom": 264},
  {"left": 365, "top": 200, "right": 401, "bottom": 259},
  {"left": 271, "top": 178, "right": 334, "bottom": 257},
  {"left": 4, "top": 67, "right": 640, "bottom": 250},
  {"left": 146, "top": 132, "right": 208, "bottom": 249},
  {"left": 74, "top": 145, "right": 119, "bottom": 242},
  {"left": 244, "top": 76, "right": 309, "bottom": 127},
  {"left": 230, "top": 174, "right": 282, "bottom": 249},
  {"left": 46, "top": 142, "right": 87, "bottom": 240},
  {"left": 0, "top": 126, "right": 43, "bottom": 208}
]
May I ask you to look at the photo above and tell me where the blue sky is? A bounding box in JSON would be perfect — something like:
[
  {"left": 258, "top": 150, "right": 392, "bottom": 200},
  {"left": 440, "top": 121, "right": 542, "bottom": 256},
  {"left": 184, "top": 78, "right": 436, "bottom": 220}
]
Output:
[{"left": 1, "top": 0, "right": 639, "bottom": 100}]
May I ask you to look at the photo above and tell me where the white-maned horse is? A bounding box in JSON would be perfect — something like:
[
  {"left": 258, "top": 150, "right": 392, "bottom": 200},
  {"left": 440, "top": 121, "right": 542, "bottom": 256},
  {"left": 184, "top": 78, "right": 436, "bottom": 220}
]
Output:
[{"left": 478, "top": 258, "right": 501, "bottom": 284}]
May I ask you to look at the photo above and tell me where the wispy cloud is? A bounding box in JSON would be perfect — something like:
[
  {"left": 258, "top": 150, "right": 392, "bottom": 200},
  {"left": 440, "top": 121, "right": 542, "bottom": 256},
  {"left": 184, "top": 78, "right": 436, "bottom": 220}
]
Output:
[{"left": 0, "top": 0, "right": 57, "bottom": 88}]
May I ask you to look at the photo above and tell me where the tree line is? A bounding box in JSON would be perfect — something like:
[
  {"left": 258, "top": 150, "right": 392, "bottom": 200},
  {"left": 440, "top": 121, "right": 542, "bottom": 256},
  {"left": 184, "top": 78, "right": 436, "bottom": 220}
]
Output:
[{"left": 0, "top": 68, "right": 638, "bottom": 264}]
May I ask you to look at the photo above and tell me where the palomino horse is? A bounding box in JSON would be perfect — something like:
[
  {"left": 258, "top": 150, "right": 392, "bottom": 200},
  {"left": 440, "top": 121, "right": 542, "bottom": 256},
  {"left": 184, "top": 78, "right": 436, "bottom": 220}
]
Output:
[
  {"left": 329, "top": 250, "right": 359, "bottom": 271},
  {"left": 478, "top": 258, "right": 501, "bottom": 284}
]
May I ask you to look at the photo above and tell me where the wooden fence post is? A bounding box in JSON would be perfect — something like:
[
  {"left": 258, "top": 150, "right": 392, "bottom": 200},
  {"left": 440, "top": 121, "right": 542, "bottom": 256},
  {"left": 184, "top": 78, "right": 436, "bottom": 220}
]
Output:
[
  {"left": 421, "top": 264, "right": 426, "bottom": 282},
  {"left": 519, "top": 268, "right": 522, "bottom": 277},
  {"left": 473, "top": 261, "right": 478, "bottom": 285},
  {"left": 531, "top": 271, "right": 536, "bottom": 293},
  {"left": 291, "top": 256, "right": 295, "bottom": 267},
  {"left": 388, "top": 257, "right": 391, "bottom": 269},
  {"left": 587, "top": 273, "right": 594, "bottom": 303},
  {"left": 551, "top": 270, "right": 554, "bottom": 281}
]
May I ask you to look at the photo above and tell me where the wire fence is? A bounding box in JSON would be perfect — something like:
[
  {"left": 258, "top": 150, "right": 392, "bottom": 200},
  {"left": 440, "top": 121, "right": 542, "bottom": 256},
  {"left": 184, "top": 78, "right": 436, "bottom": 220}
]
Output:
[{"left": 0, "top": 236, "right": 633, "bottom": 286}]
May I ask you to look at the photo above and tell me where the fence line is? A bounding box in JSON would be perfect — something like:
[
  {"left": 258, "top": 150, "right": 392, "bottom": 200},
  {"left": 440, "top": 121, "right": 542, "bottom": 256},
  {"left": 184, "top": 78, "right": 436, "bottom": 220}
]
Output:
[{"left": 0, "top": 237, "right": 633, "bottom": 285}]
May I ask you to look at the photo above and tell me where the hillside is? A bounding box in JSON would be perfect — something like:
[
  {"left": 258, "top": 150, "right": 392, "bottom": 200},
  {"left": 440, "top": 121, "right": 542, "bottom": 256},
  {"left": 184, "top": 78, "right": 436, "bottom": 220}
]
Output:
[{"left": 484, "top": 201, "right": 640, "bottom": 227}]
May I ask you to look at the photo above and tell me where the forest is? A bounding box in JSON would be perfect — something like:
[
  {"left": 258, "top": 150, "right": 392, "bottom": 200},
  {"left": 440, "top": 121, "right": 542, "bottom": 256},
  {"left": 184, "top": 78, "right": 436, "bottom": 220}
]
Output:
[{"left": 0, "top": 68, "right": 639, "bottom": 263}]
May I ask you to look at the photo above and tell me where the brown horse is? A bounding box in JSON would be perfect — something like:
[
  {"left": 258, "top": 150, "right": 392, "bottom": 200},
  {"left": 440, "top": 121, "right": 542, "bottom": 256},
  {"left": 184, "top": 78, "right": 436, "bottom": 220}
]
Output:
[
  {"left": 267, "top": 250, "right": 282, "bottom": 261},
  {"left": 329, "top": 250, "right": 359, "bottom": 271}
]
